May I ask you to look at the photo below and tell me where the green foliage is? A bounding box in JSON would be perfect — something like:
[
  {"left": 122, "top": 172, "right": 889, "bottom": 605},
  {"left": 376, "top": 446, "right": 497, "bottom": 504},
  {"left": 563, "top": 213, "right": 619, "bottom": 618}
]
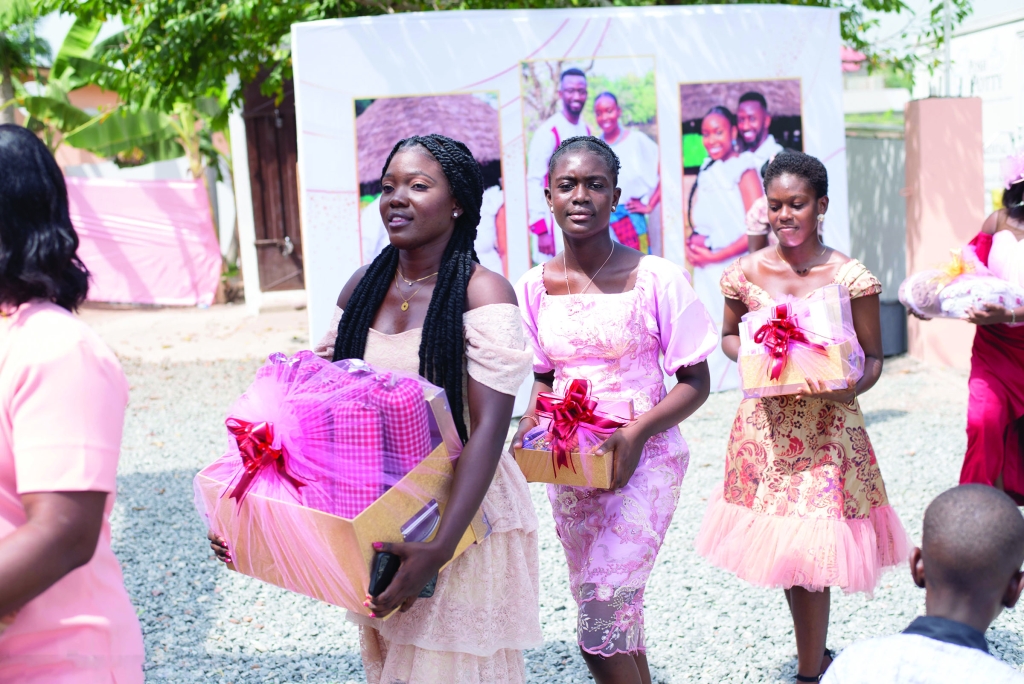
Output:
[
  {"left": 581, "top": 72, "right": 657, "bottom": 130},
  {"left": 0, "top": 18, "right": 50, "bottom": 77},
  {"left": 52, "top": 0, "right": 970, "bottom": 116}
]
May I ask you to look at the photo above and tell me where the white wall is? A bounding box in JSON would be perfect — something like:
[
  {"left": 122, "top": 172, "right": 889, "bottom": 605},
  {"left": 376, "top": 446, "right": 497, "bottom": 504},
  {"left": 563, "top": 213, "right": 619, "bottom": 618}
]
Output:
[{"left": 914, "top": 11, "right": 1024, "bottom": 213}]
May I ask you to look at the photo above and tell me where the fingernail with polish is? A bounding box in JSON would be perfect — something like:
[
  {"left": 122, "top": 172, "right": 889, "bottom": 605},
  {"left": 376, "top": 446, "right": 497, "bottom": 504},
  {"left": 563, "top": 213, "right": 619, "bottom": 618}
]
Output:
[
  {"left": 368, "top": 612, "right": 377, "bottom": 618},
  {"left": 372, "top": 542, "right": 383, "bottom": 550}
]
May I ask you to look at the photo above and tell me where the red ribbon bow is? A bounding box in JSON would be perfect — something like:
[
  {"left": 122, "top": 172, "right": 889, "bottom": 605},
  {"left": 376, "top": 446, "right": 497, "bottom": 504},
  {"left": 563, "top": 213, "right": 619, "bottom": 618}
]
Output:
[
  {"left": 752, "top": 303, "right": 829, "bottom": 381},
  {"left": 225, "top": 418, "right": 306, "bottom": 507},
  {"left": 535, "top": 379, "right": 628, "bottom": 473}
]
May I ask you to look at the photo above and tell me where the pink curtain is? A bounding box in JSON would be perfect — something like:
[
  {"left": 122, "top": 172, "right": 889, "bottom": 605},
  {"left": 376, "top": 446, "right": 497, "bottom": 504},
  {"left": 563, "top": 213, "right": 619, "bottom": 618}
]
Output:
[{"left": 66, "top": 176, "right": 222, "bottom": 306}]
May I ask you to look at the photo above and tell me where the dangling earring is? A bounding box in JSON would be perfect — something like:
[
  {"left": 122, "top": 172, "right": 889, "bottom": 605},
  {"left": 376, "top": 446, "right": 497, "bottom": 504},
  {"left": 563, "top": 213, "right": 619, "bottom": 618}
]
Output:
[{"left": 816, "top": 214, "right": 825, "bottom": 234}]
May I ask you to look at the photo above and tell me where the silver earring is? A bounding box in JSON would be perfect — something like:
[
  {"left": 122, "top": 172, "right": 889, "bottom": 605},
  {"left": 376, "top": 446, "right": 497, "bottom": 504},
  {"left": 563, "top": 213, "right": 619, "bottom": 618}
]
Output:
[
  {"left": 817, "top": 214, "right": 825, "bottom": 222},
  {"left": 453, "top": 211, "right": 459, "bottom": 218}
]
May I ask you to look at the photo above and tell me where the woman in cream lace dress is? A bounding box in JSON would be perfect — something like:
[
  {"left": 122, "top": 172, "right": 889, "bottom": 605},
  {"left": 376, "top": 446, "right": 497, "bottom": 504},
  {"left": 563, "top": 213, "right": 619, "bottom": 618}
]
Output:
[{"left": 202, "top": 133, "right": 536, "bottom": 684}]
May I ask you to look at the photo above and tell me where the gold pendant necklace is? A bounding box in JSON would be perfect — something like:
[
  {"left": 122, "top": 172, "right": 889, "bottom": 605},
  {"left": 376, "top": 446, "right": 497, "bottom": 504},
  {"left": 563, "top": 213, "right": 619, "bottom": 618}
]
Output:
[{"left": 394, "top": 274, "right": 427, "bottom": 312}]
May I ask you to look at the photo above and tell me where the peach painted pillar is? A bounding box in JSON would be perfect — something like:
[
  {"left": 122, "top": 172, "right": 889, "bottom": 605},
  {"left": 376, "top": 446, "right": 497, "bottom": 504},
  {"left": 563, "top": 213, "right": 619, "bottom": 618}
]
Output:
[{"left": 904, "top": 98, "right": 984, "bottom": 370}]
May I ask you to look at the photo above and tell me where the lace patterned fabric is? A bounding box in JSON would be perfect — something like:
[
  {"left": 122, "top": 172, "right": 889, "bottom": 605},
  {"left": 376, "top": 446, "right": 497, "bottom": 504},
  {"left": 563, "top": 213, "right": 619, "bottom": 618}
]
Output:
[
  {"left": 517, "top": 256, "right": 718, "bottom": 656},
  {"left": 695, "top": 259, "right": 909, "bottom": 595},
  {"left": 314, "top": 303, "right": 541, "bottom": 683}
]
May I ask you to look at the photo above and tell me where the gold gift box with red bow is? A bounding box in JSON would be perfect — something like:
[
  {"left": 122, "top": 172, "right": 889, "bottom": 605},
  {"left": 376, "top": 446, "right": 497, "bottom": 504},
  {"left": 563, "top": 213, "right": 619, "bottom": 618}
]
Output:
[{"left": 513, "top": 379, "right": 633, "bottom": 490}]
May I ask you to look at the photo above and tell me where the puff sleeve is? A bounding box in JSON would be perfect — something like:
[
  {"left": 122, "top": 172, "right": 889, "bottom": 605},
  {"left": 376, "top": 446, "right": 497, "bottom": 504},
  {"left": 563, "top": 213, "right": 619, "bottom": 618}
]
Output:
[{"left": 642, "top": 257, "right": 719, "bottom": 375}]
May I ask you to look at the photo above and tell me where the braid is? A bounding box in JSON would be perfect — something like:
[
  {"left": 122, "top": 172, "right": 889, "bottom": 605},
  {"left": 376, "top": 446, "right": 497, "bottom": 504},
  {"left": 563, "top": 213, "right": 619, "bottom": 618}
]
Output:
[
  {"left": 333, "top": 134, "right": 484, "bottom": 444},
  {"left": 547, "top": 135, "right": 620, "bottom": 185}
]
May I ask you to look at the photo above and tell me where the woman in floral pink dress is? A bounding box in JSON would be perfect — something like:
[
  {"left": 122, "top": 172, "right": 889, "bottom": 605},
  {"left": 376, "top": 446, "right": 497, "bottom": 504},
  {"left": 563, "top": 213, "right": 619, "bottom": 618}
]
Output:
[
  {"left": 695, "top": 152, "right": 908, "bottom": 683},
  {"left": 513, "top": 137, "right": 718, "bottom": 684}
]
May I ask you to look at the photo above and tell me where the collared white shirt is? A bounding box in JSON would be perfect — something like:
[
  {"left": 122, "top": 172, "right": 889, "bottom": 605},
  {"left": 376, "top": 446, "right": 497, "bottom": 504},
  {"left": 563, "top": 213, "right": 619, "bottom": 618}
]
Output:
[
  {"left": 525, "top": 111, "right": 591, "bottom": 226},
  {"left": 748, "top": 133, "right": 785, "bottom": 170},
  {"left": 822, "top": 616, "right": 1024, "bottom": 684}
]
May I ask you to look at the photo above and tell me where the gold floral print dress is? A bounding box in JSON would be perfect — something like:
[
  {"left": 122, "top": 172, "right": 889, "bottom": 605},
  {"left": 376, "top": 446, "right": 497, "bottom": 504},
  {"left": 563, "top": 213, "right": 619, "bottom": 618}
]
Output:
[{"left": 695, "top": 259, "right": 909, "bottom": 594}]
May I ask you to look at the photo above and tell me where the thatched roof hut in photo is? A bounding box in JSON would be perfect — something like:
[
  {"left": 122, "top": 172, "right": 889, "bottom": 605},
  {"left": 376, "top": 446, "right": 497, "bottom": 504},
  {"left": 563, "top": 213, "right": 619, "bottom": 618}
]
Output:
[
  {"left": 356, "top": 95, "right": 501, "bottom": 187},
  {"left": 679, "top": 79, "right": 802, "bottom": 121}
]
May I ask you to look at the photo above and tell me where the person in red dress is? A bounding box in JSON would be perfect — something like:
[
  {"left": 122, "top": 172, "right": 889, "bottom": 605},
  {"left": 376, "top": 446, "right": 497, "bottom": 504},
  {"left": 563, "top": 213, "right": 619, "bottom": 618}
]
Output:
[{"left": 959, "top": 156, "right": 1024, "bottom": 502}]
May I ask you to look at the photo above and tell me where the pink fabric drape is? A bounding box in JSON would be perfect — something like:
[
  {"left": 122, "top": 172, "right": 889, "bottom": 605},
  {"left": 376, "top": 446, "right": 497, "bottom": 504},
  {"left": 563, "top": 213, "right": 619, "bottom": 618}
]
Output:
[{"left": 66, "top": 176, "right": 221, "bottom": 306}]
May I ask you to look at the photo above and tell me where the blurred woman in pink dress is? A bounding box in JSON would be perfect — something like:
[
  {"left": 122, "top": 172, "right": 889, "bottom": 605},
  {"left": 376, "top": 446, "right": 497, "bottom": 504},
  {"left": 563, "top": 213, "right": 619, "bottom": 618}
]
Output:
[
  {"left": 513, "top": 136, "right": 717, "bottom": 684},
  {"left": 0, "top": 125, "right": 144, "bottom": 681}
]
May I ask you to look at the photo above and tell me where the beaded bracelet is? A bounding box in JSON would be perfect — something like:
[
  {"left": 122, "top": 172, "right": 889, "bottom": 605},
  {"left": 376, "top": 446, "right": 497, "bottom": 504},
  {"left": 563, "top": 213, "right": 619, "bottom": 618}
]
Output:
[{"left": 518, "top": 414, "right": 539, "bottom": 429}]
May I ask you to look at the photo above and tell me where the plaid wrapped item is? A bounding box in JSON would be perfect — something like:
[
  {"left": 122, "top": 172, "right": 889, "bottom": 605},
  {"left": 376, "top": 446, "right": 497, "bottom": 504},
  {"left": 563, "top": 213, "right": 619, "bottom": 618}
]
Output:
[
  {"left": 367, "top": 375, "right": 433, "bottom": 487},
  {"left": 193, "top": 353, "right": 484, "bottom": 617},
  {"left": 301, "top": 400, "right": 385, "bottom": 519}
]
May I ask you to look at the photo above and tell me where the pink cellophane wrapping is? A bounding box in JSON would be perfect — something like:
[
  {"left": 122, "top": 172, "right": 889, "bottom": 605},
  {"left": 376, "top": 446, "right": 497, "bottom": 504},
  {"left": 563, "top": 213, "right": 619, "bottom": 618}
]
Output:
[
  {"left": 193, "top": 352, "right": 465, "bottom": 613},
  {"left": 738, "top": 284, "right": 865, "bottom": 399}
]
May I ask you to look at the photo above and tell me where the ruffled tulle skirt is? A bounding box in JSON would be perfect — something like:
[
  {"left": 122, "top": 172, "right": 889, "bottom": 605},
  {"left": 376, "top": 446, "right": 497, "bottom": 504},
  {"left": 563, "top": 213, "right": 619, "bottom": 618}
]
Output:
[
  {"left": 696, "top": 489, "right": 908, "bottom": 594},
  {"left": 695, "top": 395, "right": 910, "bottom": 595},
  {"left": 350, "top": 452, "right": 542, "bottom": 684}
]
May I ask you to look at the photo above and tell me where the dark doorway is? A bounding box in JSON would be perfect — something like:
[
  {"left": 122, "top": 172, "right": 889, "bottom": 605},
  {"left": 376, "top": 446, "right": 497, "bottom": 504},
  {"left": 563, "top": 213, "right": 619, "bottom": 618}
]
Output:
[{"left": 243, "top": 77, "right": 304, "bottom": 291}]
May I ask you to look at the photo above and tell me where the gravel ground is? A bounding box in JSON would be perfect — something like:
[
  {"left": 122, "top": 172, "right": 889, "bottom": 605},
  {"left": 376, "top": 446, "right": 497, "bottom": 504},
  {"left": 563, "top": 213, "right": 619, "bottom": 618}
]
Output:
[{"left": 112, "top": 354, "right": 1024, "bottom": 683}]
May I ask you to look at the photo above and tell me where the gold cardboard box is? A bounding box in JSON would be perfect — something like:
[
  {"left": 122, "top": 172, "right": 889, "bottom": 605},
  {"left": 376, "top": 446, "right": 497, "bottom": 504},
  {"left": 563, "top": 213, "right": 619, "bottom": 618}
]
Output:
[
  {"left": 740, "top": 339, "right": 856, "bottom": 398},
  {"left": 513, "top": 445, "right": 614, "bottom": 489},
  {"left": 196, "top": 389, "right": 486, "bottom": 618}
]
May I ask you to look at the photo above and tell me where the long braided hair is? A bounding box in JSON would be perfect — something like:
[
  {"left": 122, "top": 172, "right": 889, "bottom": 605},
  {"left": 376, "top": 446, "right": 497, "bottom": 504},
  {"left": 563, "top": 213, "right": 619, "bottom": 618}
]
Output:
[{"left": 332, "top": 134, "right": 483, "bottom": 443}]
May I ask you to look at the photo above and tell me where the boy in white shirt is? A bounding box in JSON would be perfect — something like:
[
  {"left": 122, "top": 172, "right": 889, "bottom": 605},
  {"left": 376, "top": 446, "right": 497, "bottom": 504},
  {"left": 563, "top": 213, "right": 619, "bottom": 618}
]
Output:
[{"left": 823, "top": 484, "right": 1024, "bottom": 683}]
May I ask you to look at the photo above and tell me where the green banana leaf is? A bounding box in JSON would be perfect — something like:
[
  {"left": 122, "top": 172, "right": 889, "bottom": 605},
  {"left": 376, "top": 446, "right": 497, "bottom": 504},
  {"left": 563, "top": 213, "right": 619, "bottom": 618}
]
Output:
[
  {"left": 64, "top": 108, "right": 180, "bottom": 158},
  {"left": 0, "top": 0, "right": 33, "bottom": 29},
  {"left": 19, "top": 95, "right": 93, "bottom": 132},
  {"left": 51, "top": 17, "right": 102, "bottom": 80}
]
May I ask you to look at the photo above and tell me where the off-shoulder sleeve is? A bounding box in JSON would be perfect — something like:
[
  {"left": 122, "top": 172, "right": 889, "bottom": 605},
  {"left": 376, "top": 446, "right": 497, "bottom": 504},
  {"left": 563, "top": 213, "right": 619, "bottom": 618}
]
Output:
[
  {"left": 313, "top": 306, "right": 343, "bottom": 359},
  {"left": 514, "top": 266, "right": 555, "bottom": 374},
  {"left": 463, "top": 303, "right": 533, "bottom": 396},
  {"left": 640, "top": 257, "right": 719, "bottom": 375},
  {"left": 720, "top": 260, "right": 746, "bottom": 301},
  {"left": 838, "top": 260, "right": 883, "bottom": 299}
]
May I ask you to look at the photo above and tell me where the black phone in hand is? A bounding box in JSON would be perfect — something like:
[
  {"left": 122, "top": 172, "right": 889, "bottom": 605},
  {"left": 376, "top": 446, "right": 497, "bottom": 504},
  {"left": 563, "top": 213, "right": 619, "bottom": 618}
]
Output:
[{"left": 368, "top": 551, "right": 438, "bottom": 600}]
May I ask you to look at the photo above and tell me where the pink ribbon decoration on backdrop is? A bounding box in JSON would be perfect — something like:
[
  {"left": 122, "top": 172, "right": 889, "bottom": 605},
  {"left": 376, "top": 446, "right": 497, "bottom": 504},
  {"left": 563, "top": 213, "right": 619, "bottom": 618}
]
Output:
[
  {"left": 535, "top": 379, "right": 628, "bottom": 473},
  {"left": 752, "top": 303, "right": 830, "bottom": 381},
  {"left": 225, "top": 418, "right": 307, "bottom": 507}
]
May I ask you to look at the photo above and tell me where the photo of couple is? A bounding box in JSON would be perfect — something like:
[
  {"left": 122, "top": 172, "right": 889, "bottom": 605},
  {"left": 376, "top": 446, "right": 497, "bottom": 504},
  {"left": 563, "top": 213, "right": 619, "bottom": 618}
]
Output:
[
  {"left": 680, "top": 78, "right": 804, "bottom": 391},
  {"left": 521, "top": 56, "right": 661, "bottom": 265}
]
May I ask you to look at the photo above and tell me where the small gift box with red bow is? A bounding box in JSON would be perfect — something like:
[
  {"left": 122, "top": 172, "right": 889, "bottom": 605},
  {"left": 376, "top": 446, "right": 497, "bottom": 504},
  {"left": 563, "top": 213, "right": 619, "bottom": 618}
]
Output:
[
  {"left": 738, "top": 284, "right": 865, "bottom": 399},
  {"left": 513, "top": 379, "right": 633, "bottom": 489},
  {"left": 194, "top": 352, "right": 486, "bottom": 618}
]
